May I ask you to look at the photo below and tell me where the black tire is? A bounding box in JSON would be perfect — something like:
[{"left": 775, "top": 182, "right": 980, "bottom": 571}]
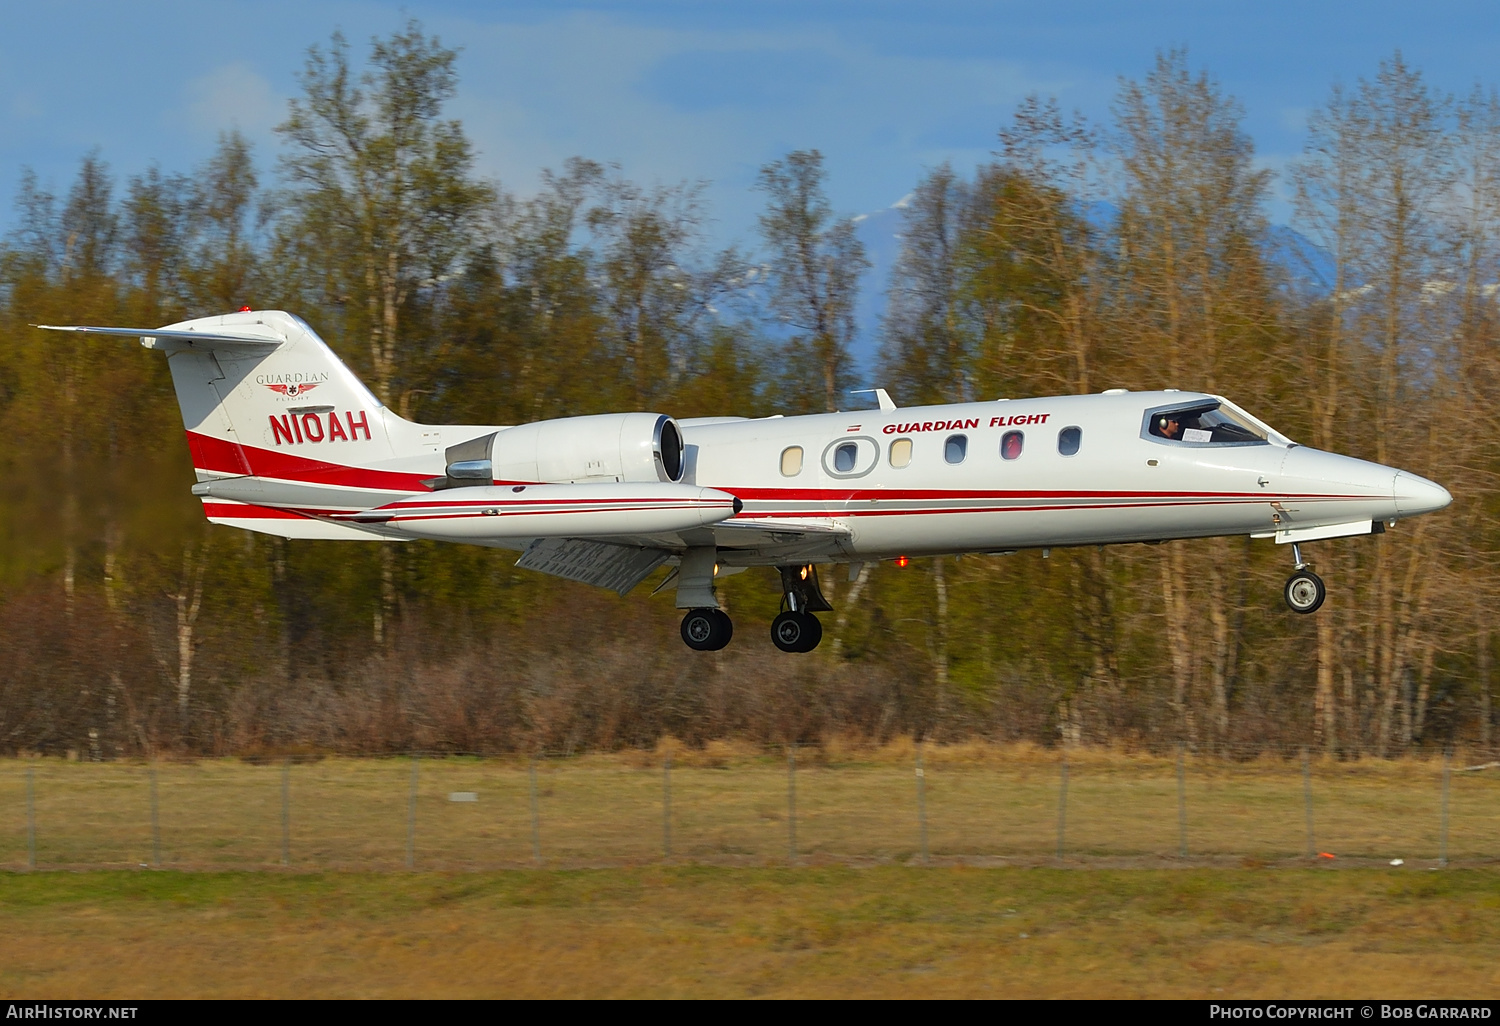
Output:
[
  {"left": 772, "top": 611, "right": 822, "bottom": 653},
  {"left": 1284, "top": 570, "right": 1326, "bottom": 614},
  {"left": 682, "top": 608, "right": 728, "bottom": 650},
  {"left": 772, "top": 610, "right": 806, "bottom": 652},
  {"left": 797, "top": 613, "right": 823, "bottom": 652},
  {"left": 710, "top": 608, "right": 733, "bottom": 648}
]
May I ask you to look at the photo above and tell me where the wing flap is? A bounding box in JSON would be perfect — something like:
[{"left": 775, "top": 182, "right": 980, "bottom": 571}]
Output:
[{"left": 515, "top": 538, "right": 670, "bottom": 595}]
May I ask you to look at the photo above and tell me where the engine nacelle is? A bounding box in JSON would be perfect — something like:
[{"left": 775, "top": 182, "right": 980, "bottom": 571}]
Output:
[{"left": 442, "top": 413, "right": 684, "bottom": 486}]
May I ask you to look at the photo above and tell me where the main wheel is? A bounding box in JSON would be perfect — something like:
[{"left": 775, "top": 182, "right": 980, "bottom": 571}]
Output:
[
  {"left": 1284, "top": 570, "right": 1326, "bottom": 614},
  {"left": 682, "top": 608, "right": 731, "bottom": 650},
  {"left": 797, "top": 613, "right": 823, "bottom": 652},
  {"left": 771, "top": 611, "right": 822, "bottom": 653},
  {"left": 709, "top": 608, "right": 733, "bottom": 647}
]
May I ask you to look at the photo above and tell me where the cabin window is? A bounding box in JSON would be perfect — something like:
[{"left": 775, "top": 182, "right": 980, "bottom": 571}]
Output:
[
  {"left": 821, "top": 436, "right": 878, "bottom": 478},
  {"left": 1144, "top": 401, "right": 1269, "bottom": 446},
  {"left": 1058, "top": 426, "right": 1082, "bottom": 456},
  {"left": 1000, "top": 430, "right": 1025, "bottom": 461},
  {"left": 944, "top": 434, "right": 968, "bottom": 464},
  {"left": 833, "top": 442, "right": 858, "bottom": 473},
  {"left": 889, "top": 438, "right": 912, "bottom": 469},
  {"left": 780, "top": 446, "right": 804, "bottom": 476}
]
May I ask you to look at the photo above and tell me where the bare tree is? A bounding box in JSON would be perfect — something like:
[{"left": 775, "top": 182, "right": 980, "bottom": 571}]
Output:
[
  {"left": 1112, "top": 50, "right": 1275, "bottom": 745},
  {"left": 756, "top": 150, "right": 869, "bottom": 412},
  {"left": 879, "top": 163, "right": 971, "bottom": 405}
]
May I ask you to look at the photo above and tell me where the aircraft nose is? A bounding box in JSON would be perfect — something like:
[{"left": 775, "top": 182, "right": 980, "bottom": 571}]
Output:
[{"left": 1394, "top": 471, "right": 1452, "bottom": 517}]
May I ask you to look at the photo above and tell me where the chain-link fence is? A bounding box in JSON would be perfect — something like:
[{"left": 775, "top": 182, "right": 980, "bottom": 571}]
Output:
[{"left": 4, "top": 745, "right": 1496, "bottom": 870}]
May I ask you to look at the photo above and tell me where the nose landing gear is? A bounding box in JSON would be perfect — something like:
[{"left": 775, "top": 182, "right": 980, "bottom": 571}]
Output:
[{"left": 1283, "top": 542, "right": 1327, "bottom": 614}]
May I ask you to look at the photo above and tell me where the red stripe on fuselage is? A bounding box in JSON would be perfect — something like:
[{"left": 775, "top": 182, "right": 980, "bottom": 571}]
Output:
[
  {"left": 202, "top": 502, "right": 312, "bottom": 521},
  {"left": 186, "top": 430, "right": 433, "bottom": 491}
]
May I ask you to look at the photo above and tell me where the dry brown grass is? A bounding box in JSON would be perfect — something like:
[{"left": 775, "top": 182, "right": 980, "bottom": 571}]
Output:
[
  {"left": 2, "top": 868, "right": 1499, "bottom": 998},
  {"left": 1, "top": 745, "right": 1496, "bottom": 870}
]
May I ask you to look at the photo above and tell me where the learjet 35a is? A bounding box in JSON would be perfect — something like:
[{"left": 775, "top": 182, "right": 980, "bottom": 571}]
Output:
[{"left": 40, "top": 310, "right": 1452, "bottom": 652}]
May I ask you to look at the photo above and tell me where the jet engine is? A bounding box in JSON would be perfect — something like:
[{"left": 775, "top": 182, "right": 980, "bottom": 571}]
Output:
[{"left": 441, "top": 413, "right": 684, "bottom": 487}]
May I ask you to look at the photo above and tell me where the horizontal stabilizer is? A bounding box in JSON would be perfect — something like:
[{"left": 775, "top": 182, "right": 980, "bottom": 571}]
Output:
[
  {"left": 516, "top": 538, "right": 670, "bottom": 595},
  {"left": 35, "top": 324, "right": 282, "bottom": 351}
]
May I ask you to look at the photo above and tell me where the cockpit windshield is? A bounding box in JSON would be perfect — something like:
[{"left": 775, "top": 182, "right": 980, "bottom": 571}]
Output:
[{"left": 1144, "top": 401, "right": 1268, "bottom": 446}]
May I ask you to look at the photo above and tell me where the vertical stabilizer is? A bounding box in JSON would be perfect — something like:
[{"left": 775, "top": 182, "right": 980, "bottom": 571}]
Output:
[{"left": 158, "top": 310, "right": 397, "bottom": 481}]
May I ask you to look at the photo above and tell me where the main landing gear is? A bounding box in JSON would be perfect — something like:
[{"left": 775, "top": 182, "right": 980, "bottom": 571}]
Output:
[
  {"left": 675, "top": 562, "right": 835, "bottom": 653},
  {"left": 1282, "top": 542, "right": 1327, "bottom": 615},
  {"left": 680, "top": 607, "right": 733, "bottom": 651},
  {"left": 771, "top": 564, "right": 833, "bottom": 653}
]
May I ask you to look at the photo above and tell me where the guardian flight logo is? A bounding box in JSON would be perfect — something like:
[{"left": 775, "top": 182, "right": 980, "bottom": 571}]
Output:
[{"left": 264, "top": 382, "right": 320, "bottom": 399}]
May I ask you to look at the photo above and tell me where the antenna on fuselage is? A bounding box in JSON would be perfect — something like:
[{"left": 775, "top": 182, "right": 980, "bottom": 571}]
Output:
[{"left": 848, "top": 388, "right": 897, "bottom": 411}]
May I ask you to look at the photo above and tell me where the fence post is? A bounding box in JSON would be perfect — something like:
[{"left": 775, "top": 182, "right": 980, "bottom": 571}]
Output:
[
  {"left": 787, "top": 744, "right": 797, "bottom": 863},
  {"left": 1177, "top": 744, "right": 1187, "bottom": 858},
  {"left": 1440, "top": 747, "right": 1452, "bottom": 868},
  {"left": 1056, "top": 750, "right": 1069, "bottom": 862},
  {"left": 149, "top": 767, "right": 161, "bottom": 867},
  {"left": 405, "top": 755, "right": 419, "bottom": 870},
  {"left": 528, "top": 757, "right": 541, "bottom": 864},
  {"left": 1301, "top": 747, "right": 1315, "bottom": 859},
  {"left": 662, "top": 755, "right": 672, "bottom": 860},
  {"left": 280, "top": 758, "right": 290, "bottom": 867},
  {"left": 25, "top": 767, "right": 35, "bottom": 871},
  {"left": 916, "top": 743, "right": 928, "bottom": 866}
]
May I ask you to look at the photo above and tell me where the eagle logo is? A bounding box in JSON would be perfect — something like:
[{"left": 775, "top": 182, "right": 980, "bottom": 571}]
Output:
[{"left": 265, "top": 382, "right": 320, "bottom": 399}]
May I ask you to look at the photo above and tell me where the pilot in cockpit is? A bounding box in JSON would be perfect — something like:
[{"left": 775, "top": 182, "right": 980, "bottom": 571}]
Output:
[{"left": 1153, "top": 415, "right": 1182, "bottom": 440}]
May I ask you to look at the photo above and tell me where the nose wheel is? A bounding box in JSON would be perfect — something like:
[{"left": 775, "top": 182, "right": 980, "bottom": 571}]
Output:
[
  {"left": 681, "top": 608, "right": 733, "bottom": 651},
  {"left": 771, "top": 610, "right": 822, "bottom": 652},
  {"left": 1284, "top": 570, "right": 1326, "bottom": 614},
  {"left": 1282, "top": 542, "right": 1326, "bottom": 614}
]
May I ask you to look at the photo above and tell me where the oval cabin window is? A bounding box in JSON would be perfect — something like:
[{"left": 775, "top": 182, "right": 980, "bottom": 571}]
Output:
[
  {"left": 945, "top": 434, "right": 968, "bottom": 465},
  {"left": 780, "top": 446, "right": 804, "bottom": 477},
  {"left": 889, "top": 438, "right": 912, "bottom": 469},
  {"left": 833, "top": 442, "right": 858, "bottom": 473},
  {"left": 1058, "top": 426, "right": 1082, "bottom": 456},
  {"left": 1001, "top": 431, "right": 1024, "bottom": 461}
]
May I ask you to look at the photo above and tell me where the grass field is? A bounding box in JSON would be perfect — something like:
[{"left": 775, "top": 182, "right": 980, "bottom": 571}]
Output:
[
  {"left": 2, "top": 867, "right": 1499, "bottom": 998},
  {"left": 1, "top": 747, "right": 1497, "bottom": 998},
  {"left": 1, "top": 743, "right": 1496, "bottom": 869}
]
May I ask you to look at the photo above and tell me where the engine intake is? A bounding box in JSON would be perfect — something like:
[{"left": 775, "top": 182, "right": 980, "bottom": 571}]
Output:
[{"left": 440, "top": 413, "right": 684, "bottom": 487}]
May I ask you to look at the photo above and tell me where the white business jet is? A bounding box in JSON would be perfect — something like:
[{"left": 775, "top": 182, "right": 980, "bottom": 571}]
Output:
[{"left": 40, "top": 310, "right": 1452, "bottom": 653}]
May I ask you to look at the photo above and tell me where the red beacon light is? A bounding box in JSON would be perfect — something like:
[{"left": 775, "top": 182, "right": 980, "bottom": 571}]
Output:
[
  {"left": 238, "top": 305, "right": 252, "bottom": 312},
  {"left": 894, "top": 555, "right": 909, "bottom": 568}
]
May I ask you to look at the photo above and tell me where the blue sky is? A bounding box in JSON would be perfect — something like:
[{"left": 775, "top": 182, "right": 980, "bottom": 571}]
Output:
[{"left": 4, "top": 0, "right": 1497, "bottom": 245}]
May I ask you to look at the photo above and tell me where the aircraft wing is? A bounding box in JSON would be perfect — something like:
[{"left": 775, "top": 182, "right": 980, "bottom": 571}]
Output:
[
  {"left": 515, "top": 538, "right": 672, "bottom": 595},
  {"left": 513, "top": 518, "right": 852, "bottom": 594},
  {"left": 563, "top": 518, "right": 850, "bottom": 562},
  {"left": 707, "top": 517, "right": 850, "bottom": 549}
]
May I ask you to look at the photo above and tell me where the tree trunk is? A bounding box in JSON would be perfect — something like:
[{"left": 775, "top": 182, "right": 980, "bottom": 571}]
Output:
[
  {"left": 1480, "top": 624, "right": 1493, "bottom": 754},
  {"left": 1160, "top": 544, "right": 1194, "bottom": 743},
  {"left": 831, "top": 564, "right": 871, "bottom": 658},
  {"left": 931, "top": 557, "right": 950, "bottom": 724},
  {"left": 174, "top": 544, "right": 207, "bottom": 728}
]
